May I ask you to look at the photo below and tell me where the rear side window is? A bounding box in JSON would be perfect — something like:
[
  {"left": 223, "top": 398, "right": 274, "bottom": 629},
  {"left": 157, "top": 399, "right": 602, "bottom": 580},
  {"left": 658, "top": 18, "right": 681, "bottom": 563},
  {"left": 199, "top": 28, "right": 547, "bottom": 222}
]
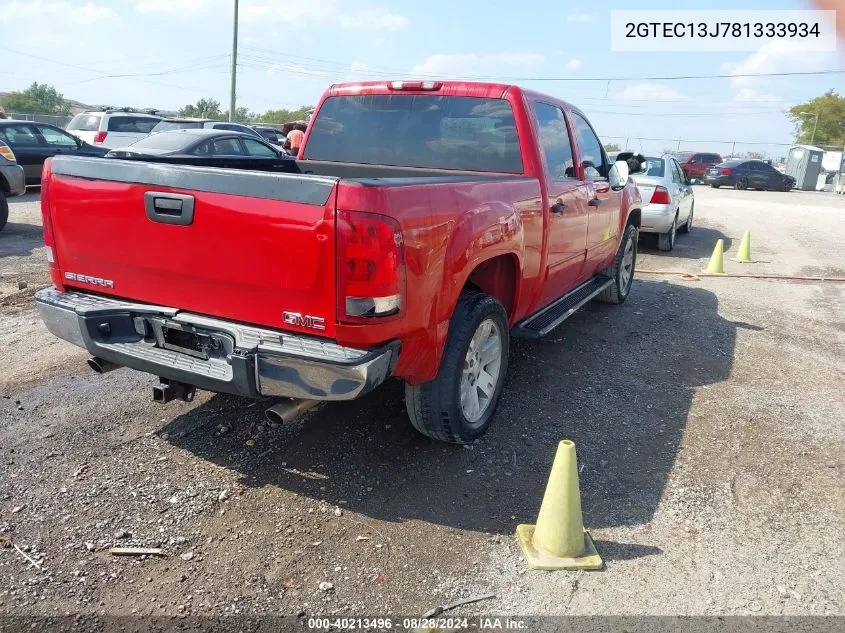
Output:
[
  {"left": 67, "top": 114, "right": 102, "bottom": 131},
  {"left": 2, "top": 124, "right": 42, "bottom": 146},
  {"left": 107, "top": 116, "right": 159, "bottom": 133},
  {"left": 533, "top": 102, "right": 575, "bottom": 179},
  {"left": 305, "top": 95, "right": 523, "bottom": 173},
  {"left": 706, "top": 154, "right": 722, "bottom": 163}
]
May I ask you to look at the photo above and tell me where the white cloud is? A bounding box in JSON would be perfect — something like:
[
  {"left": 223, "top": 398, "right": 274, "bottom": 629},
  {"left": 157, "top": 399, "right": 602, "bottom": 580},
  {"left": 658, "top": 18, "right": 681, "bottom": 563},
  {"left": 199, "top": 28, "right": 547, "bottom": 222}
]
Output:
[
  {"left": 340, "top": 9, "right": 409, "bottom": 31},
  {"left": 135, "top": 0, "right": 204, "bottom": 13},
  {"left": 566, "top": 59, "right": 582, "bottom": 71},
  {"left": 615, "top": 83, "right": 685, "bottom": 101},
  {"left": 733, "top": 88, "right": 780, "bottom": 102},
  {"left": 411, "top": 53, "right": 545, "bottom": 78},
  {"left": 0, "top": 1, "right": 115, "bottom": 23},
  {"left": 566, "top": 9, "right": 598, "bottom": 24},
  {"left": 721, "top": 41, "right": 834, "bottom": 87},
  {"left": 243, "top": 1, "right": 409, "bottom": 31}
]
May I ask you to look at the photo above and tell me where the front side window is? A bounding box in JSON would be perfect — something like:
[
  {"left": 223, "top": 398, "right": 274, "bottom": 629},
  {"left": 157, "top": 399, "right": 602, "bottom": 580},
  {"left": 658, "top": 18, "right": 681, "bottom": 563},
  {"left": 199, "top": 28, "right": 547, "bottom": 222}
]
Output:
[
  {"left": 570, "top": 112, "right": 606, "bottom": 180},
  {"left": 532, "top": 102, "right": 575, "bottom": 179},
  {"left": 305, "top": 95, "right": 523, "bottom": 173},
  {"left": 36, "top": 125, "right": 77, "bottom": 147}
]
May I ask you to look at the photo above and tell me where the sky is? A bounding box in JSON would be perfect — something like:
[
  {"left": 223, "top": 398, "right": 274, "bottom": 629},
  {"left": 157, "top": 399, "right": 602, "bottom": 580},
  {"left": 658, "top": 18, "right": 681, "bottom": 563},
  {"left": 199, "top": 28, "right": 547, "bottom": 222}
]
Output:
[{"left": 1, "top": 0, "right": 843, "bottom": 159}]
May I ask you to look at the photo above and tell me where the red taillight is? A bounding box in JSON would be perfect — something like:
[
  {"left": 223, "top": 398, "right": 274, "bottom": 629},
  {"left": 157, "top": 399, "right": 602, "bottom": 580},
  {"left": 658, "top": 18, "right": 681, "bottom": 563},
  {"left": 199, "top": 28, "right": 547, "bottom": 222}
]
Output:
[
  {"left": 649, "top": 185, "right": 671, "bottom": 205},
  {"left": 721, "top": 168, "right": 732, "bottom": 175},
  {"left": 40, "top": 160, "right": 63, "bottom": 288},
  {"left": 93, "top": 131, "right": 108, "bottom": 144},
  {"left": 336, "top": 210, "right": 405, "bottom": 321},
  {"left": 388, "top": 81, "right": 442, "bottom": 91}
]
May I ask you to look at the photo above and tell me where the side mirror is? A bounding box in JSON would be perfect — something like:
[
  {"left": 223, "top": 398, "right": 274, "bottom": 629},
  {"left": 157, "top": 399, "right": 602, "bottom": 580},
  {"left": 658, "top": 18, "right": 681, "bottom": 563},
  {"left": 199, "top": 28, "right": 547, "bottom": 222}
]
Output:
[
  {"left": 608, "top": 160, "right": 629, "bottom": 190},
  {"left": 616, "top": 151, "right": 647, "bottom": 174}
]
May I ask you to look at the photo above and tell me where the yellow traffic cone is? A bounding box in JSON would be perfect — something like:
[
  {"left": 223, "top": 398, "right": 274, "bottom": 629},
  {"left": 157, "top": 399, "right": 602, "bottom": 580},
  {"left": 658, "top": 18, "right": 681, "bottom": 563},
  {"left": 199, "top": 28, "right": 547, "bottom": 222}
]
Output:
[
  {"left": 732, "top": 231, "right": 753, "bottom": 263},
  {"left": 516, "top": 440, "right": 603, "bottom": 570},
  {"left": 705, "top": 239, "right": 725, "bottom": 274}
]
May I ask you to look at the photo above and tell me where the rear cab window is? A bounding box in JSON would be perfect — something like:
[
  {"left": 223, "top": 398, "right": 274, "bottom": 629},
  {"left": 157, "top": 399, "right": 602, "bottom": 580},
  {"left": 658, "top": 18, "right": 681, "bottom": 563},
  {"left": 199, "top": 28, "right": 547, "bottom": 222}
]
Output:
[
  {"left": 107, "top": 116, "right": 160, "bottom": 133},
  {"left": 643, "top": 158, "right": 665, "bottom": 177},
  {"left": 67, "top": 114, "right": 102, "bottom": 131},
  {"left": 304, "top": 95, "right": 523, "bottom": 173}
]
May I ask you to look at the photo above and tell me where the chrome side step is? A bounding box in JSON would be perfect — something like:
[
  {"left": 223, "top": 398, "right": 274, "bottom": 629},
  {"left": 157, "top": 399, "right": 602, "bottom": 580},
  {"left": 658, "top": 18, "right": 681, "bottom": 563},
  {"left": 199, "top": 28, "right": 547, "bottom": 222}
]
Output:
[{"left": 512, "top": 276, "right": 613, "bottom": 339}]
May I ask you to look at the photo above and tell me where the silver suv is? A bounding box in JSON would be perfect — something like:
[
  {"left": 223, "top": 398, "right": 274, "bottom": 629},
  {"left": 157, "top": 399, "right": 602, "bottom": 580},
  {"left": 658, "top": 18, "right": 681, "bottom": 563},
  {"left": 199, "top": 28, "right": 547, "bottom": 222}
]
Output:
[{"left": 66, "top": 109, "right": 162, "bottom": 149}]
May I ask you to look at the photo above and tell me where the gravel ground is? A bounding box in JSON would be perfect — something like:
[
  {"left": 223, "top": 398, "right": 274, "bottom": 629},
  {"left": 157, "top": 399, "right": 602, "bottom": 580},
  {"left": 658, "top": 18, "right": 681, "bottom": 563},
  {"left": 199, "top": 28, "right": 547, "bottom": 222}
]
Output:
[{"left": 0, "top": 186, "right": 843, "bottom": 622}]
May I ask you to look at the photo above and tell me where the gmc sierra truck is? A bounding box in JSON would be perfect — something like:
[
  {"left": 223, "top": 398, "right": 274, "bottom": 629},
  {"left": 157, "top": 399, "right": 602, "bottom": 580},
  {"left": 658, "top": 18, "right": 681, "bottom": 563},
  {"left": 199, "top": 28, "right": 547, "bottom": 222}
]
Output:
[{"left": 36, "top": 81, "right": 644, "bottom": 443}]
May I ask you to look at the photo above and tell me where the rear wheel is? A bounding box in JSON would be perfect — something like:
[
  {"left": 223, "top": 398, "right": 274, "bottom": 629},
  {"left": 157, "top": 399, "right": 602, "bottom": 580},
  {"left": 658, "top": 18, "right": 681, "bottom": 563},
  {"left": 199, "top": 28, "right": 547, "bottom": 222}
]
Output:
[
  {"left": 657, "top": 213, "right": 677, "bottom": 251},
  {"left": 735, "top": 177, "right": 748, "bottom": 190},
  {"left": 596, "top": 223, "right": 638, "bottom": 305},
  {"left": 405, "top": 292, "right": 509, "bottom": 444},
  {"left": 0, "top": 191, "right": 8, "bottom": 232}
]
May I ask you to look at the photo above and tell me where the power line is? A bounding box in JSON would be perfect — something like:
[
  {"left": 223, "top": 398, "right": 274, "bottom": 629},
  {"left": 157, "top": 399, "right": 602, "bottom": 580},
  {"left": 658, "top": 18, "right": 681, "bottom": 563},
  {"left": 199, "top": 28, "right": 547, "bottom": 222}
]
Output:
[{"left": 240, "top": 45, "right": 845, "bottom": 82}]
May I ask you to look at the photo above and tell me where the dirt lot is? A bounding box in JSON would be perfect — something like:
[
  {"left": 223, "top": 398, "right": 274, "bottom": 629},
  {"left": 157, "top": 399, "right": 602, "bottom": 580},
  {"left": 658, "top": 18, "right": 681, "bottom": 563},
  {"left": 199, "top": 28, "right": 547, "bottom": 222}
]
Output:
[{"left": 1, "top": 186, "right": 843, "bottom": 623}]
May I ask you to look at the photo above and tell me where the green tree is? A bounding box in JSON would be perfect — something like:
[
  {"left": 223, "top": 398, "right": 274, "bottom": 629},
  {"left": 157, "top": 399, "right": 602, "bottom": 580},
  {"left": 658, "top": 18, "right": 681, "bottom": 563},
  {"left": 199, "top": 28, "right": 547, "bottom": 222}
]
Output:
[
  {"left": 0, "top": 82, "right": 70, "bottom": 115},
  {"left": 221, "top": 106, "right": 255, "bottom": 123},
  {"left": 257, "top": 106, "right": 313, "bottom": 124},
  {"left": 788, "top": 90, "right": 845, "bottom": 146},
  {"left": 178, "top": 98, "right": 222, "bottom": 119},
  {"left": 604, "top": 142, "right": 621, "bottom": 152}
]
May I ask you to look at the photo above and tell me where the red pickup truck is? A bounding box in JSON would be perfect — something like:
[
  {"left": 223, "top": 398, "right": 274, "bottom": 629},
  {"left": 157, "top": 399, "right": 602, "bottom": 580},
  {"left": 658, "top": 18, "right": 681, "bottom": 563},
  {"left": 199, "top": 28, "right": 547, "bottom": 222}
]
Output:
[{"left": 36, "top": 81, "right": 643, "bottom": 443}]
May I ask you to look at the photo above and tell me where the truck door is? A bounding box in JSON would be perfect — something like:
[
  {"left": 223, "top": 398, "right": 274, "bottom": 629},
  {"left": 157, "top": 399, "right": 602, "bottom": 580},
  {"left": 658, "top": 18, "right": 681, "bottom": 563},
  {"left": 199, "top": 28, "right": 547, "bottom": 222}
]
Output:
[
  {"left": 569, "top": 111, "right": 622, "bottom": 271},
  {"left": 531, "top": 102, "right": 589, "bottom": 308}
]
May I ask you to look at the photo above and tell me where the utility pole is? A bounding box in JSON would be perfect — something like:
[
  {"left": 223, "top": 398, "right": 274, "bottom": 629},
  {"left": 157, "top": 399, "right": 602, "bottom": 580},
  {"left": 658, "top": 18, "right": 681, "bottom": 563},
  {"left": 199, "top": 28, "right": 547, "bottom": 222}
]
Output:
[
  {"left": 229, "top": 0, "right": 239, "bottom": 122},
  {"left": 731, "top": 141, "right": 736, "bottom": 156}
]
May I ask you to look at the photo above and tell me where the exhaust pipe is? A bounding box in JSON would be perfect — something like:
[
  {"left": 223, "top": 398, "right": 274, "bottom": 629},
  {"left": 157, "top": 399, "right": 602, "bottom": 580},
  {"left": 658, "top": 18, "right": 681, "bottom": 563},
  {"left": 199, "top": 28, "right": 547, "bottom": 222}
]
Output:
[
  {"left": 88, "top": 357, "right": 120, "bottom": 374},
  {"left": 265, "top": 399, "right": 318, "bottom": 425},
  {"left": 152, "top": 378, "right": 196, "bottom": 404}
]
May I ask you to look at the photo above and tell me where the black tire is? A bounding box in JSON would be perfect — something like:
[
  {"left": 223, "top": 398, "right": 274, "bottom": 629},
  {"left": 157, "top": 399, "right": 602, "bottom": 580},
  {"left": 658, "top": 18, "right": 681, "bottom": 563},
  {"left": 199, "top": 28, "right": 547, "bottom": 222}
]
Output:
[
  {"left": 596, "top": 223, "right": 638, "bottom": 305},
  {"left": 405, "top": 292, "right": 509, "bottom": 444},
  {"left": 657, "top": 213, "right": 677, "bottom": 252},
  {"left": 678, "top": 203, "right": 693, "bottom": 234},
  {"left": 735, "top": 178, "right": 748, "bottom": 190},
  {"left": 0, "top": 191, "right": 8, "bottom": 232},
  {"left": 710, "top": 184, "right": 721, "bottom": 189}
]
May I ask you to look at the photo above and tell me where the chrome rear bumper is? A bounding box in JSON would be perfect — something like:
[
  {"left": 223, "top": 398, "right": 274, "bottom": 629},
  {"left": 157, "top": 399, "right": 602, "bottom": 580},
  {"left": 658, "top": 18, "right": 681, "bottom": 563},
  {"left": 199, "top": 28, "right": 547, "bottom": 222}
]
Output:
[{"left": 35, "top": 288, "right": 398, "bottom": 401}]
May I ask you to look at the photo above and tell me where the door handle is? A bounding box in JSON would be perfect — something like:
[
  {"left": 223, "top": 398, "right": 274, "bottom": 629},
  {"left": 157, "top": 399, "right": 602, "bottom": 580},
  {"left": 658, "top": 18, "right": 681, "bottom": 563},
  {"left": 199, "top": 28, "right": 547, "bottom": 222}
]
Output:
[
  {"left": 588, "top": 198, "right": 601, "bottom": 207},
  {"left": 594, "top": 183, "right": 610, "bottom": 194},
  {"left": 144, "top": 192, "right": 195, "bottom": 226},
  {"left": 551, "top": 202, "right": 568, "bottom": 214}
]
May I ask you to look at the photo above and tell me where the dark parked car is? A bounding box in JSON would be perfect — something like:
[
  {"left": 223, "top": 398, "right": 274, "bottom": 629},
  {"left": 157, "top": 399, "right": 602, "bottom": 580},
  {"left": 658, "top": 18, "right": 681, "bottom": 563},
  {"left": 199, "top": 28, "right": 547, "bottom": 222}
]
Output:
[
  {"left": 0, "top": 138, "right": 26, "bottom": 231},
  {"left": 0, "top": 120, "right": 109, "bottom": 185},
  {"left": 250, "top": 125, "right": 283, "bottom": 145},
  {"left": 150, "top": 118, "right": 264, "bottom": 139},
  {"left": 107, "top": 129, "right": 295, "bottom": 169},
  {"left": 704, "top": 160, "right": 795, "bottom": 191},
  {"left": 675, "top": 151, "right": 722, "bottom": 181}
]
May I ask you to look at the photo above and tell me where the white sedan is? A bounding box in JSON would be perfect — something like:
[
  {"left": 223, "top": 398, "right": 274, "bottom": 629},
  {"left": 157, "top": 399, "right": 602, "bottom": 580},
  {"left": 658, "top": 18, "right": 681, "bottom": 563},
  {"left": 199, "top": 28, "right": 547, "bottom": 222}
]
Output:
[{"left": 632, "top": 154, "right": 695, "bottom": 252}]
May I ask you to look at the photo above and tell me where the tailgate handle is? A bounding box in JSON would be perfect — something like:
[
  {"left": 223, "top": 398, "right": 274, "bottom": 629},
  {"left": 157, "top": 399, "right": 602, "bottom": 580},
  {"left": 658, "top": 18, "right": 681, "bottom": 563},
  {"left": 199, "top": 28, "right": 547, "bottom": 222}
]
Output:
[{"left": 144, "top": 192, "right": 195, "bottom": 226}]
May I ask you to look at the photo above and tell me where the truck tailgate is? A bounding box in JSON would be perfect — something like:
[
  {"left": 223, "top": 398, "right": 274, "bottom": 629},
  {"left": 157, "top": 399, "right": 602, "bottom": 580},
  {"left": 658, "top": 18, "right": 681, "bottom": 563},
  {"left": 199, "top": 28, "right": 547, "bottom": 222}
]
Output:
[{"left": 46, "top": 156, "right": 339, "bottom": 337}]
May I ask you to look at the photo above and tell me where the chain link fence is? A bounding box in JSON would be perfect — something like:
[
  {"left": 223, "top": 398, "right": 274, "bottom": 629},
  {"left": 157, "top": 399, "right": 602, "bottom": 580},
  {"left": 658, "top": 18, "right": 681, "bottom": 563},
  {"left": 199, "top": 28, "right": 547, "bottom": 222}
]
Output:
[{"left": 6, "top": 113, "right": 73, "bottom": 128}]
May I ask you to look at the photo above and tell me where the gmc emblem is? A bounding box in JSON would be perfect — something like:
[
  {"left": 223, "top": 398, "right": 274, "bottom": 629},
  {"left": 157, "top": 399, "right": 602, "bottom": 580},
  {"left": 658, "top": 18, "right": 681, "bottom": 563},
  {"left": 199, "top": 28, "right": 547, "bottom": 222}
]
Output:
[
  {"left": 282, "top": 311, "right": 326, "bottom": 331},
  {"left": 64, "top": 272, "right": 114, "bottom": 289}
]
